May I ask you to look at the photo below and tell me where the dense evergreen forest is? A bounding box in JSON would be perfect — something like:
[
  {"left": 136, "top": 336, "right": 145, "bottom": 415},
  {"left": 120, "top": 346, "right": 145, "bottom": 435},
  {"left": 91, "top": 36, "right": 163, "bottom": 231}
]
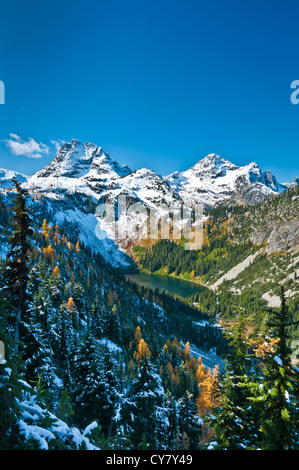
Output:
[{"left": 0, "top": 181, "right": 299, "bottom": 450}]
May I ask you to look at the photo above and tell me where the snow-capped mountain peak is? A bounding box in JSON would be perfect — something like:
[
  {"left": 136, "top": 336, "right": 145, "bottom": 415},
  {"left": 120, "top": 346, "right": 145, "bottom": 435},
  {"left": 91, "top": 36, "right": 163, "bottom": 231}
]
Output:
[
  {"left": 186, "top": 153, "right": 239, "bottom": 179},
  {"left": 284, "top": 176, "right": 299, "bottom": 189},
  {"left": 33, "top": 139, "right": 131, "bottom": 181},
  {"left": 34, "top": 139, "right": 97, "bottom": 178},
  {"left": 194, "top": 153, "right": 233, "bottom": 168},
  {"left": 165, "top": 154, "right": 288, "bottom": 207}
]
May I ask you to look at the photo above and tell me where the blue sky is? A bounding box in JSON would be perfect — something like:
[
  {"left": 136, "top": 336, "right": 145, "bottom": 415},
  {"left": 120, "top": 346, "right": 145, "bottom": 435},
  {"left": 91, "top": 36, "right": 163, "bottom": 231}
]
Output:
[{"left": 0, "top": 0, "right": 298, "bottom": 182}]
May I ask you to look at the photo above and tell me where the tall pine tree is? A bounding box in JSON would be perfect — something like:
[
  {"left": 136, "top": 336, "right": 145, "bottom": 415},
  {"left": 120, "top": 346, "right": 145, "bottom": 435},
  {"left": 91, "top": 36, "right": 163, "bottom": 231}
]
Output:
[
  {"left": 3, "top": 178, "right": 33, "bottom": 354},
  {"left": 123, "top": 339, "right": 168, "bottom": 449},
  {"left": 255, "top": 287, "right": 299, "bottom": 449}
]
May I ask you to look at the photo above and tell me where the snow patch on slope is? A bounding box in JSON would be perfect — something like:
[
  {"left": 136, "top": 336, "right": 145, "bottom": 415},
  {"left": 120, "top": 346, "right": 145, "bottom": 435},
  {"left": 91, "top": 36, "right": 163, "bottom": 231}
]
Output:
[{"left": 208, "top": 248, "right": 263, "bottom": 291}]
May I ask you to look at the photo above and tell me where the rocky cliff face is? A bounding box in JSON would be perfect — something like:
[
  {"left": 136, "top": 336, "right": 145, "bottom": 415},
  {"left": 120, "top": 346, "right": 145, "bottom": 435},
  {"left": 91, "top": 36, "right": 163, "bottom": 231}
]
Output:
[{"left": 228, "top": 187, "right": 299, "bottom": 255}]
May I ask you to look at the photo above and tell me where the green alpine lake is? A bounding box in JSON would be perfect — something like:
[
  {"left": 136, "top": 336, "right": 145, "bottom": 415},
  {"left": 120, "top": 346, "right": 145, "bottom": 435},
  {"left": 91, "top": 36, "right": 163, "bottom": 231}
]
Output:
[{"left": 125, "top": 272, "right": 206, "bottom": 299}]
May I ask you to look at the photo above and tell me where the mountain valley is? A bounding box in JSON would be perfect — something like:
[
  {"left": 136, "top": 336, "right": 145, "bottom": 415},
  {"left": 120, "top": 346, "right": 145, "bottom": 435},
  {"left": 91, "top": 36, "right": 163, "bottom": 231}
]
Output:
[{"left": 0, "top": 139, "right": 298, "bottom": 450}]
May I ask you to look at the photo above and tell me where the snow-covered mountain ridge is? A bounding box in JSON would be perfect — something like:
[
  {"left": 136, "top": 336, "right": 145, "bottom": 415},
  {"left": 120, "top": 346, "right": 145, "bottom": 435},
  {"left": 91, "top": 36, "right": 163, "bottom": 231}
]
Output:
[
  {"left": 0, "top": 168, "right": 27, "bottom": 189},
  {"left": 166, "top": 153, "right": 287, "bottom": 207},
  {"left": 3, "top": 139, "right": 295, "bottom": 206},
  {"left": 0, "top": 139, "right": 297, "bottom": 266}
]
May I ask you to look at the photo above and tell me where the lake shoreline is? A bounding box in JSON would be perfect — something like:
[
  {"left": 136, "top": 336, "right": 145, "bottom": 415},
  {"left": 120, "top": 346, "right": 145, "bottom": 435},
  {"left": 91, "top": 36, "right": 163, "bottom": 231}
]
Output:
[
  {"left": 127, "top": 266, "right": 208, "bottom": 288},
  {"left": 125, "top": 271, "right": 207, "bottom": 300}
]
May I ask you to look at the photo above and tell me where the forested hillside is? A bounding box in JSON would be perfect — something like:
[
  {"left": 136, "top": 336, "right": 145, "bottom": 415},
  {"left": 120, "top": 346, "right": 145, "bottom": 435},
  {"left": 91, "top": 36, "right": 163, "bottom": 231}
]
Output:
[
  {"left": 135, "top": 186, "right": 299, "bottom": 339},
  {"left": 0, "top": 181, "right": 299, "bottom": 450},
  {"left": 0, "top": 181, "right": 224, "bottom": 450}
]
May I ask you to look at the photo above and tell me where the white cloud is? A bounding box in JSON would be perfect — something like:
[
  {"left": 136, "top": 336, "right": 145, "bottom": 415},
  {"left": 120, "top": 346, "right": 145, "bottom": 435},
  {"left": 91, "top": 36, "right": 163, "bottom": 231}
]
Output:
[
  {"left": 50, "top": 139, "right": 65, "bottom": 152},
  {"left": 5, "top": 134, "right": 50, "bottom": 159},
  {"left": 9, "top": 133, "right": 21, "bottom": 141}
]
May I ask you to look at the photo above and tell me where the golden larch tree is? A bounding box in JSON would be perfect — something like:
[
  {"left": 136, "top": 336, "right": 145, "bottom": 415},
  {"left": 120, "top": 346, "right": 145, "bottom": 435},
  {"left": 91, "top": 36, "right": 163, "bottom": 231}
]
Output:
[
  {"left": 195, "top": 365, "right": 220, "bottom": 417},
  {"left": 134, "top": 338, "right": 151, "bottom": 362}
]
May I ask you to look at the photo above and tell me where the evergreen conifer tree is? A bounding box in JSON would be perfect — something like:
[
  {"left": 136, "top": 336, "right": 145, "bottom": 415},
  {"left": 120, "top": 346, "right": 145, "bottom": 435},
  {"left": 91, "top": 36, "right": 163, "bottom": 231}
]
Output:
[
  {"left": 125, "top": 344, "right": 168, "bottom": 449},
  {"left": 101, "top": 347, "right": 120, "bottom": 437},
  {"left": 57, "top": 301, "right": 76, "bottom": 387},
  {"left": 165, "top": 391, "right": 179, "bottom": 449},
  {"left": 255, "top": 288, "right": 299, "bottom": 449},
  {"left": 209, "top": 362, "right": 245, "bottom": 449},
  {"left": 177, "top": 391, "right": 201, "bottom": 449},
  {"left": 3, "top": 178, "right": 33, "bottom": 353},
  {"left": 0, "top": 296, "right": 23, "bottom": 449},
  {"left": 221, "top": 311, "right": 258, "bottom": 446},
  {"left": 72, "top": 333, "right": 109, "bottom": 428}
]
